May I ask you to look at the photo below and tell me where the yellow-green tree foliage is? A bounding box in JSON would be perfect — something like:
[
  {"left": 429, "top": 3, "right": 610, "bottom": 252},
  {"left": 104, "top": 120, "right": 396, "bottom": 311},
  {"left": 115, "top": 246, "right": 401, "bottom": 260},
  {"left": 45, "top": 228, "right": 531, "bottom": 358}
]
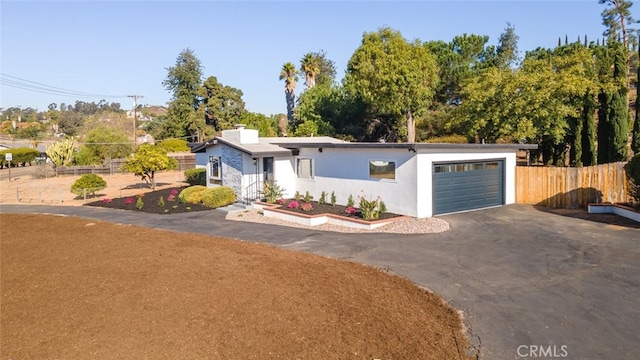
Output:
[{"left": 121, "top": 145, "right": 177, "bottom": 189}]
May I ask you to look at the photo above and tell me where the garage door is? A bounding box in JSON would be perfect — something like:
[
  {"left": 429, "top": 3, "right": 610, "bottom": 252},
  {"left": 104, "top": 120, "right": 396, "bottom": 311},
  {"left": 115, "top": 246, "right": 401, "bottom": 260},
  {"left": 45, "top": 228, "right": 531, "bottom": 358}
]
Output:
[{"left": 433, "top": 160, "right": 504, "bottom": 215}]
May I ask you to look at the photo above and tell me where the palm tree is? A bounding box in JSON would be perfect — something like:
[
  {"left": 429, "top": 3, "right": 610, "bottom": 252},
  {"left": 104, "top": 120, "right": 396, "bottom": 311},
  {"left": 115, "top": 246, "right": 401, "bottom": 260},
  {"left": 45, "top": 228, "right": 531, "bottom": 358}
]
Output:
[
  {"left": 279, "top": 62, "right": 298, "bottom": 124},
  {"left": 300, "top": 53, "right": 320, "bottom": 90}
]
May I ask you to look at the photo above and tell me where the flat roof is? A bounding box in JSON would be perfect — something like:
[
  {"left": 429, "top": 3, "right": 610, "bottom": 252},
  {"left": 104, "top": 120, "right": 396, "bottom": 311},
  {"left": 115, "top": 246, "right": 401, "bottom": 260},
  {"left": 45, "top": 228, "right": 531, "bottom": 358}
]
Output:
[{"left": 278, "top": 142, "right": 538, "bottom": 151}]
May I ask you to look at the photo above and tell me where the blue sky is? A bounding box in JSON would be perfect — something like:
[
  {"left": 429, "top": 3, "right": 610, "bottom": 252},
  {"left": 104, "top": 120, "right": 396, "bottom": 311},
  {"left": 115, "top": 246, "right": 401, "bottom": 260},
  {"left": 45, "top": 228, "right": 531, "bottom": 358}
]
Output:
[{"left": 0, "top": 1, "right": 622, "bottom": 116}]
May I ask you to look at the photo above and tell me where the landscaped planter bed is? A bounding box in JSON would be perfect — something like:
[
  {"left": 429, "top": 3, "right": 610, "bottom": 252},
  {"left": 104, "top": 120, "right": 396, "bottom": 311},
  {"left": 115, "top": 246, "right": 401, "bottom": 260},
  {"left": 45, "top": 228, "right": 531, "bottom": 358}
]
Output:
[
  {"left": 588, "top": 203, "right": 640, "bottom": 223},
  {"left": 254, "top": 200, "right": 407, "bottom": 230}
]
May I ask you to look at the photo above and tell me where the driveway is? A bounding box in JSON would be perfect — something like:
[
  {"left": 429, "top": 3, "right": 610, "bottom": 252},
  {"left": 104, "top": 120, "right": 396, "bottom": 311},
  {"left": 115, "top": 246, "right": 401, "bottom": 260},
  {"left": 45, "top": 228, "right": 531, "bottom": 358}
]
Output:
[{"left": 1, "top": 204, "right": 638, "bottom": 359}]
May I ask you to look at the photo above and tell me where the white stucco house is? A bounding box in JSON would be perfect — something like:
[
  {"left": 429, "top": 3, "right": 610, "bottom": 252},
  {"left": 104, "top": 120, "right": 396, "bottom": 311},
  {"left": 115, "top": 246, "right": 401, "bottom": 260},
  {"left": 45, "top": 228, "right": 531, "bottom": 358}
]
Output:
[{"left": 191, "top": 125, "right": 537, "bottom": 218}]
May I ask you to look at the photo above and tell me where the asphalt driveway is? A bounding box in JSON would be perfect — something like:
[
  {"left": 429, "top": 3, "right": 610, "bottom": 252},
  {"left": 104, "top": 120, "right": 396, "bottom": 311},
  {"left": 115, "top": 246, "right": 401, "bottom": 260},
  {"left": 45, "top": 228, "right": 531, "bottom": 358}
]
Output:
[{"left": 1, "top": 204, "right": 638, "bottom": 359}]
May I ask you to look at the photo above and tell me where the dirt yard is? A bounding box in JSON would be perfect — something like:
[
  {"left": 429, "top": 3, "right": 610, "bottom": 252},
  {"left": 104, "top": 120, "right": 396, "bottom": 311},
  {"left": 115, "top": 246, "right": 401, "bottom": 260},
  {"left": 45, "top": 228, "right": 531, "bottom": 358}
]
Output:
[{"left": 1, "top": 214, "right": 473, "bottom": 359}]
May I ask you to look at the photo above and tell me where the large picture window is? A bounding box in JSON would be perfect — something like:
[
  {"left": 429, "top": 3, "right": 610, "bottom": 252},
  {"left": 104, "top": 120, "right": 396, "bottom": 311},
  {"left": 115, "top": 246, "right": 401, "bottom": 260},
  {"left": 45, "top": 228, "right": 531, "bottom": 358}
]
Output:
[
  {"left": 296, "top": 158, "right": 313, "bottom": 179},
  {"left": 209, "top": 156, "right": 221, "bottom": 179},
  {"left": 369, "top": 160, "right": 395, "bottom": 179}
]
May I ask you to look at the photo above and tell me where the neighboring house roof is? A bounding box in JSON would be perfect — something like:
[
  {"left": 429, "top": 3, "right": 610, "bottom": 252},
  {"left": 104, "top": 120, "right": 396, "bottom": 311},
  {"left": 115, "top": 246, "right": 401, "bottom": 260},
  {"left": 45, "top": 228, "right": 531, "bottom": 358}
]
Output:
[{"left": 0, "top": 142, "right": 48, "bottom": 153}]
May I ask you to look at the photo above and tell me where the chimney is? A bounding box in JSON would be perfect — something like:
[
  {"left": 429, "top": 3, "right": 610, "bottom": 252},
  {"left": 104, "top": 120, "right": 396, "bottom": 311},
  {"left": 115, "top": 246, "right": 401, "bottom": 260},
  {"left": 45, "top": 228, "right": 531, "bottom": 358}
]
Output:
[{"left": 221, "top": 124, "right": 259, "bottom": 144}]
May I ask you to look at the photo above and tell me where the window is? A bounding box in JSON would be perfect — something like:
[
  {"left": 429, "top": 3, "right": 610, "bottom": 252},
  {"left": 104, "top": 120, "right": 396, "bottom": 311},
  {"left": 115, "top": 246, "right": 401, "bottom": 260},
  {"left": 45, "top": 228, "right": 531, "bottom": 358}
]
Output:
[
  {"left": 209, "top": 156, "right": 221, "bottom": 179},
  {"left": 369, "top": 160, "right": 396, "bottom": 179},
  {"left": 296, "top": 158, "right": 313, "bottom": 179}
]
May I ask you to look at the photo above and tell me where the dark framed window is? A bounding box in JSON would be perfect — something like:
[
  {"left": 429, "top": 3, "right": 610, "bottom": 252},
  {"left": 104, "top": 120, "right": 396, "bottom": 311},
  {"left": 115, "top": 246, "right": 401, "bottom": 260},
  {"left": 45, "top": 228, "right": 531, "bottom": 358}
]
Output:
[{"left": 369, "top": 160, "right": 396, "bottom": 179}]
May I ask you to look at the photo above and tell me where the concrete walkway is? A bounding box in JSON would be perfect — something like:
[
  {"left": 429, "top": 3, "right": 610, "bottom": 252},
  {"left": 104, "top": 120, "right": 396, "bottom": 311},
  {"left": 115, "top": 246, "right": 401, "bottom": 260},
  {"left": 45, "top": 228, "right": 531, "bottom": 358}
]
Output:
[{"left": 1, "top": 204, "right": 638, "bottom": 359}]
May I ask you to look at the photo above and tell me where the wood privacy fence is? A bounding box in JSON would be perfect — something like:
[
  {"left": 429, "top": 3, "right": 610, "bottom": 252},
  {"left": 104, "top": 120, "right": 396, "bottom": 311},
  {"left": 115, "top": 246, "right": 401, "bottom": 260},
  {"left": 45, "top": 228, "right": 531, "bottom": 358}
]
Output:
[
  {"left": 55, "top": 153, "right": 196, "bottom": 176},
  {"left": 516, "top": 162, "right": 628, "bottom": 208}
]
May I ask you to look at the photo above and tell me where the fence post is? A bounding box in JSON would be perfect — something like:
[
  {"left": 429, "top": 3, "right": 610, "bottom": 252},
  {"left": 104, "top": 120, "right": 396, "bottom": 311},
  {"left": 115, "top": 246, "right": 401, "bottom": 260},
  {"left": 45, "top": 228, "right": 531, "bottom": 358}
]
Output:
[
  {"left": 83, "top": 188, "right": 87, "bottom": 204},
  {"left": 16, "top": 187, "right": 19, "bottom": 202}
]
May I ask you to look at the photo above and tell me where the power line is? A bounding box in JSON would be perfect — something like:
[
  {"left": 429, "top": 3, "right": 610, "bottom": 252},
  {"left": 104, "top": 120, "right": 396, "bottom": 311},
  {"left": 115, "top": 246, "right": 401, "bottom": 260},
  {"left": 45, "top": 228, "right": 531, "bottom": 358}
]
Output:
[{"left": 0, "top": 73, "right": 128, "bottom": 99}]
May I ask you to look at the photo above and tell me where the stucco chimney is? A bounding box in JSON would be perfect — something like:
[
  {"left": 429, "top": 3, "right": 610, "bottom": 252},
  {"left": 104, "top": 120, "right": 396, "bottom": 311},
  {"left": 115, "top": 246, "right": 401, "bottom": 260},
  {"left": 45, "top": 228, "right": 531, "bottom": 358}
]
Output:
[{"left": 221, "top": 124, "right": 258, "bottom": 144}]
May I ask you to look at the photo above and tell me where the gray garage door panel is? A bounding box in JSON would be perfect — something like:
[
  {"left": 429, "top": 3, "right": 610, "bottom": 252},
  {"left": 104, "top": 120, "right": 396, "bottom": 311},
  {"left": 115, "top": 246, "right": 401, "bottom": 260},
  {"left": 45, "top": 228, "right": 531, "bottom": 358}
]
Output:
[{"left": 433, "top": 161, "right": 504, "bottom": 215}]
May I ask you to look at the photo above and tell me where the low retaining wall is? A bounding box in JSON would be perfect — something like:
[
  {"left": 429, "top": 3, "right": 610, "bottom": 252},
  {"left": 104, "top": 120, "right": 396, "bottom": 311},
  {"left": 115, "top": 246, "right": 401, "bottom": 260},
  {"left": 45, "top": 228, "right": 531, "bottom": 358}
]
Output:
[
  {"left": 588, "top": 203, "right": 640, "bottom": 223},
  {"left": 254, "top": 202, "right": 405, "bottom": 230}
]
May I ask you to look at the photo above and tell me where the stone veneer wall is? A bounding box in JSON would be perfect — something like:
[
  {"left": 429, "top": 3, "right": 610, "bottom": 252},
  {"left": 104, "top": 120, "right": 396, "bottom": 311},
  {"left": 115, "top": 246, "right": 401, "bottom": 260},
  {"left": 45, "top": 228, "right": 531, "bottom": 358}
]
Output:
[{"left": 221, "top": 145, "right": 244, "bottom": 200}]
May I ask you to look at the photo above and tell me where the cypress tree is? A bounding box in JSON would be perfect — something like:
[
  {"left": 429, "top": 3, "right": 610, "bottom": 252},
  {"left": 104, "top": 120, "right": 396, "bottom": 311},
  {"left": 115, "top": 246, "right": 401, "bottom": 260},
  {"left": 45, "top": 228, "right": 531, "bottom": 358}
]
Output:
[
  {"left": 569, "top": 115, "right": 583, "bottom": 166},
  {"left": 581, "top": 92, "right": 597, "bottom": 165},
  {"left": 558, "top": 37, "right": 562, "bottom": 47},
  {"left": 609, "top": 41, "right": 629, "bottom": 161},
  {"left": 597, "top": 91, "right": 611, "bottom": 164},
  {"left": 633, "top": 45, "right": 640, "bottom": 154}
]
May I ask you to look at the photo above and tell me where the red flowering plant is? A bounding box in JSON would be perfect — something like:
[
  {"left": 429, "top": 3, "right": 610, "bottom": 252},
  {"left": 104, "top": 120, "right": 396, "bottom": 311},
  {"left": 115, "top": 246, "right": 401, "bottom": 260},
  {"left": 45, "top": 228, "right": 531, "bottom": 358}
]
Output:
[
  {"left": 301, "top": 203, "right": 313, "bottom": 211},
  {"left": 102, "top": 198, "right": 112, "bottom": 204},
  {"left": 165, "top": 189, "right": 178, "bottom": 201},
  {"left": 287, "top": 200, "right": 300, "bottom": 209},
  {"left": 276, "top": 198, "right": 287, "bottom": 205},
  {"left": 344, "top": 206, "right": 357, "bottom": 215},
  {"left": 124, "top": 197, "right": 134, "bottom": 205}
]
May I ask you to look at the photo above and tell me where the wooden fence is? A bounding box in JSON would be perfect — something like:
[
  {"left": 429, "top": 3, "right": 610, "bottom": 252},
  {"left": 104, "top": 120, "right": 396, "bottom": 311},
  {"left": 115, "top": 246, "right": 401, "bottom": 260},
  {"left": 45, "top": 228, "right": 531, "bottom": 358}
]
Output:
[
  {"left": 516, "top": 162, "right": 628, "bottom": 208},
  {"left": 55, "top": 153, "right": 195, "bottom": 176}
]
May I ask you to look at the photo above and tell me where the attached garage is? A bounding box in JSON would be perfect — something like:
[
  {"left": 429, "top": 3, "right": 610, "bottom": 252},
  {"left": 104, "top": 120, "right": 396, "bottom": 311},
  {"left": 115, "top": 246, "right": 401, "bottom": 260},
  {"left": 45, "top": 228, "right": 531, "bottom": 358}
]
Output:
[{"left": 433, "top": 160, "right": 504, "bottom": 215}]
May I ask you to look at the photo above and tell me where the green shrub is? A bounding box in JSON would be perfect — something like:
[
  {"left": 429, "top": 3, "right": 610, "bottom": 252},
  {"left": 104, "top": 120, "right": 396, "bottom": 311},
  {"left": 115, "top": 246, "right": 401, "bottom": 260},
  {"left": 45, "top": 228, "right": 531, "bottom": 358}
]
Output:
[
  {"left": 358, "top": 195, "right": 381, "bottom": 220},
  {"left": 261, "top": 182, "right": 285, "bottom": 203},
  {"left": 0, "top": 147, "right": 40, "bottom": 167},
  {"left": 294, "top": 191, "right": 301, "bottom": 201},
  {"left": 178, "top": 185, "right": 208, "bottom": 204},
  {"left": 201, "top": 186, "right": 236, "bottom": 208},
  {"left": 379, "top": 201, "right": 387, "bottom": 214},
  {"left": 70, "top": 174, "right": 107, "bottom": 197},
  {"left": 319, "top": 191, "right": 327, "bottom": 205},
  {"left": 624, "top": 154, "right": 640, "bottom": 206},
  {"left": 304, "top": 191, "right": 311, "bottom": 202},
  {"left": 136, "top": 196, "right": 144, "bottom": 210},
  {"left": 157, "top": 138, "right": 190, "bottom": 152},
  {"left": 347, "top": 194, "right": 354, "bottom": 207},
  {"left": 424, "top": 134, "right": 469, "bottom": 144},
  {"left": 330, "top": 191, "right": 336, "bottom": 206},
  {"left": 184, "top": 168, "right": 206, "bottom": 186},
  {"left": 157, "top": 196, "right": 165, "bottom": 208}
]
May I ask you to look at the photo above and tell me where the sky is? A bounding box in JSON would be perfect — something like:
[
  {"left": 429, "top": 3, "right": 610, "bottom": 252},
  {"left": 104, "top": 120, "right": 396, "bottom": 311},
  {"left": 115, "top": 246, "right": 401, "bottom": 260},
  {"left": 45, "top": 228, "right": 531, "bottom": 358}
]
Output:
[{"left": 0, "top": 0, "right": 624, "bottom": 116}]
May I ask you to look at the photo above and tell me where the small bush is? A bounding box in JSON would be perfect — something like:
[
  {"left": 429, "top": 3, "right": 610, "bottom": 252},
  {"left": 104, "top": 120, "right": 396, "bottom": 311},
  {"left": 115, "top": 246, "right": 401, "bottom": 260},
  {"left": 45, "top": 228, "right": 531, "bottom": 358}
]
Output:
[
  {"left": 70, "top": 174, "right": 107, "bottom": 197},
  {"left": 301, "top": 203, "right": 313, "bottom": 211},
  {"left": 184, "top": 168, "right": 206, "bottom": 186},
  {"left": 624, "top": 154, "right": 640, "bottom": 206},
  {"left": 294, "top": 191, "right": 301, "bottom": 201},
  {"left": 359, "top": 195, "right": 381, "bottom": 220},
  {"left": 201, "top": 186, "right": 236, "bottom": 208},
  {"left": 178, "top": 185, "right": 208, "bottom": 204},
  {"left": 347, "top": 194, "right": 355, "bottom": 207},
  {"left": 379, "top": 201, "right": 387, "bottom": 214},
  {"left": 261, "top": 182, "right": 285, "bottom": 203},
  {"left": 304, "top": 191, "right": 311, "bottom": 202},
  {"left": 319, "top": 191, "right": 326, "bottom": 205},
  {"left": 157, "top": 196, "right": 165, "bottom": 208},
  {"left": 136, "top": 196, "right": 144, "bottom": 210},
  {"left": 330, "top": 191, "right": 336, "bottom": 206}
]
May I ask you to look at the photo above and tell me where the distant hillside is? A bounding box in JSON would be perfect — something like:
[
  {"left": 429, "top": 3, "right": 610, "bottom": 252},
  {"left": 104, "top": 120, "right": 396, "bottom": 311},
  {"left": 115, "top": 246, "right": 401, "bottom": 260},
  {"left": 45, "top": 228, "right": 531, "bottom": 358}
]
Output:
[{"left": 141, "top": 106, "right": 167, "bottom": 118}]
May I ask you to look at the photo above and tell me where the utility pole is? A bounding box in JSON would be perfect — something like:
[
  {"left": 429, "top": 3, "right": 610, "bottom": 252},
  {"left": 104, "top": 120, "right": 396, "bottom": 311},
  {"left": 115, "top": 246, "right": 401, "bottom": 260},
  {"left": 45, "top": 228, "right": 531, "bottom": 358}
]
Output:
[{"left": 127, "top": 95, "right": 143, "bottom": 145}]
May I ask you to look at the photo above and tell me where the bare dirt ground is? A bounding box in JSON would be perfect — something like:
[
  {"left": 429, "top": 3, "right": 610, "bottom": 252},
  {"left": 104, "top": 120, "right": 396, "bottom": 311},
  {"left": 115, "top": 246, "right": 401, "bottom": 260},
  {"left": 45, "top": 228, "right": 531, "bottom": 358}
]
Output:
[
  {"left": 0, "top": 169, "right": 186, "bottom": 205},
  {"left": 1, "top": 214, "right": 473, "bottom": 359}
]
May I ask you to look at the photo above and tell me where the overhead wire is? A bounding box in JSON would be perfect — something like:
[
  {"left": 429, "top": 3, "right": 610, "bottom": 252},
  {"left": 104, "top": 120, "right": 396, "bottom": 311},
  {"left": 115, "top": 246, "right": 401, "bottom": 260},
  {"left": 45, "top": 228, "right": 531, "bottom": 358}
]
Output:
[{"left": 0, "top": 73, "right": 128, "bottom": 99}]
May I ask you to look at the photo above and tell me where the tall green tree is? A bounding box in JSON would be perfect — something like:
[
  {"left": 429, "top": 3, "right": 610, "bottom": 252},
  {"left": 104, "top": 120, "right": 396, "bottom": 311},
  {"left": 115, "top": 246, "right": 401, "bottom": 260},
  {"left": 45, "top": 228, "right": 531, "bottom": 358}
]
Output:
[
  {"left": 279, "top": 62, "right": 298, "bottom": 125},
  {"left": 162, "top": 48, "right": 204, "bottom": 141},
  {"left": 344, "top": 27, "right": 439, "bottom": 143},
  {"left": 581, "top": 92, "right": 598, "bottom": 165},
  {"left": 609, "top": 40, "right": 630, "bottom": 161},
  {"left": 312, "top": 50, "right": 337, "bottom": 87},
  {"left": 76, "top": 125, "right": 133, "bottom": 165},
  {"left": 199, "top": 76, "right": 245, "bottom": 132},
  {"left": 634, "top": 43, "right": 640, "bottom": 154},
  {"left": 493, "top": 22, "right": 520, "bottom": 69},
  {"left": 600, "top": 0, "right": 634, "bottom": 52}
]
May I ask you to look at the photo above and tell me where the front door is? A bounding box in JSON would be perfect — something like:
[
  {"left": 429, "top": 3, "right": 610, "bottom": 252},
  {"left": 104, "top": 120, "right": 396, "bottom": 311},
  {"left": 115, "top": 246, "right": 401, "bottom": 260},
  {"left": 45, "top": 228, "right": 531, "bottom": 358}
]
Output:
[{"left": 263, "top": 157, "right": 274, "bottom": 183}]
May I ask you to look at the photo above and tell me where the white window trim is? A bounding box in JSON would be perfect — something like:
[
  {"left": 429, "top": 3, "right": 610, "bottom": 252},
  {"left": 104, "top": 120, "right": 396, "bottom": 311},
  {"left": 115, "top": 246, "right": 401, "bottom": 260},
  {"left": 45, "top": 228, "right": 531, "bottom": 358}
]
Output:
[
  {"left": 296, "top": 157, "right": 314, "bottom": 180},
  {"left": 209, "top": 156, "right": 221, "bottom": 180},
  {"left": 368, "top": 159, "right": 397, "bottom": 181}
]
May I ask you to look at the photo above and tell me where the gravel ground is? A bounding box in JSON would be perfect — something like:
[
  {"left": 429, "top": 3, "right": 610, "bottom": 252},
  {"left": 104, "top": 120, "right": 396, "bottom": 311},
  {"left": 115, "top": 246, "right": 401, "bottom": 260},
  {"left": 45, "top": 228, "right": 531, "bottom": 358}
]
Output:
[{"left": 225, "top": 208, "right": 450, "bottom": 234}]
